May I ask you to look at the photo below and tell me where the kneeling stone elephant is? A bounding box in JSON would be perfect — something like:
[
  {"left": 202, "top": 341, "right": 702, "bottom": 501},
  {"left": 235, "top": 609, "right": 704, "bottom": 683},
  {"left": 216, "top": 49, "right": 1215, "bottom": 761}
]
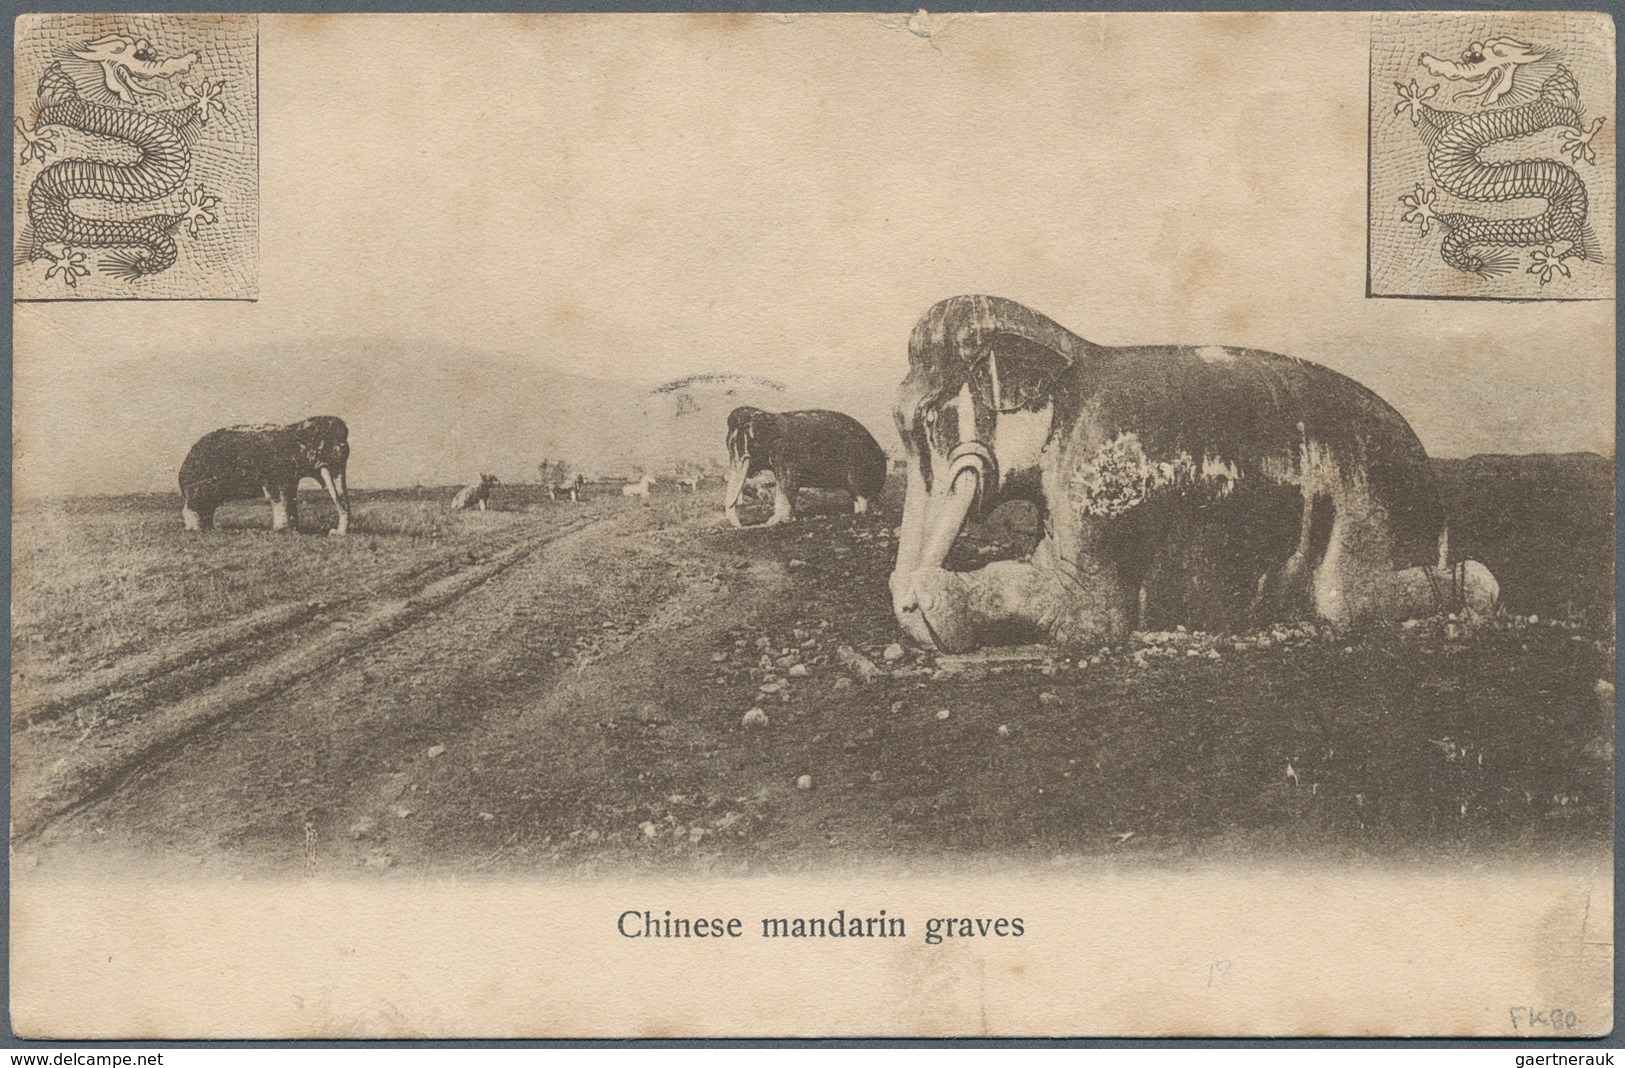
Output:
[
  {"left": 890, "top": 296, "right": 1498, "bottom": 653},
  {"left": 180, "top": 416, "right": 352, "bottom": 534},
  {"left": 723, "top": 407, "right": 889, "bottom": 527}
]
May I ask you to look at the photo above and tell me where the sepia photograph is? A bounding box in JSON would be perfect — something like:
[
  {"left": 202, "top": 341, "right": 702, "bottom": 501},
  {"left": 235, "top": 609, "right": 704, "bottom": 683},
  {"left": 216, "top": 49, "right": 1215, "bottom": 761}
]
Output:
[{"left": 8, "top": 11, "right": 1615, "bottom": 1039}]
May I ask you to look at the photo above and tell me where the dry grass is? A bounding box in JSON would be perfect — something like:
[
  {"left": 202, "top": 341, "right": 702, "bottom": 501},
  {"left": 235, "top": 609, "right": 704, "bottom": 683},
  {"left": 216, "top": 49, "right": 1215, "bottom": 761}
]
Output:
[{"left": 9, "top": 489, "right": 607, "bottom": 686}]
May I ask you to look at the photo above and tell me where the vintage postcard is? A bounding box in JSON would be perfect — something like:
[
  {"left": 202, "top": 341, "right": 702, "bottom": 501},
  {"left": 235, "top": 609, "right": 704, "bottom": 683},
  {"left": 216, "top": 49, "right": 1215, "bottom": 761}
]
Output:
[{"left": 9, "top": 12, "right": 1614, "bottom": 1039}]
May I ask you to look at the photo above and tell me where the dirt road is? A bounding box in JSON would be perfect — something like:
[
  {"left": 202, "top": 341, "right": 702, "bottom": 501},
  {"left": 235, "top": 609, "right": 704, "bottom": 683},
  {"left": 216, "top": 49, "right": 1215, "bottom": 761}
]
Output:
[{"left": 12, "top": 459, "right": 1615, "bottom": 878}]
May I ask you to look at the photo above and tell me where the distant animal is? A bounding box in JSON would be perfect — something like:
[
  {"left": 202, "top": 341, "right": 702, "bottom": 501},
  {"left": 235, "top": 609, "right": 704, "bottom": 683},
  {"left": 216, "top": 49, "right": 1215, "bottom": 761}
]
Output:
[
  {"left": 548, "top": 473, "right": 585, "bottom": 502},
  {"left": 179, "top": 416, "right": 351, "bottom": 535},
  {"left": 622, "top": 474, "right": 656, "bottom": 501},
  {"left": 677, "top": 475, "right": 704, "bottom": 493},
  {"left": 451, "top": 473, "right": 500, "bottom": 512},
  {"left": 723, "top": 407, "right": 888, "bottom": 528}
]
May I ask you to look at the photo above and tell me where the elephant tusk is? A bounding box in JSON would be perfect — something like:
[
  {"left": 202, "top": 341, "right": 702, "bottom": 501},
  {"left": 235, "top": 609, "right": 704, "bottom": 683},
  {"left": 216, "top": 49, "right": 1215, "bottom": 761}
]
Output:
[
  {"left": 891, "top": 461, "right": 932, "bottom": 580},
  {"left": 722, "top": 459, "right": 749, "bottom": 527}
]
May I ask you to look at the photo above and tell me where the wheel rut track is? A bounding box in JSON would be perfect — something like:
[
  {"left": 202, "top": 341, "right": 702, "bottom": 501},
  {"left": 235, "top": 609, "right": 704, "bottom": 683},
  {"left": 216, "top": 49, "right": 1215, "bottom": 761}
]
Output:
[
  {"left": 11, "top": 515, "right": 609, "bottom": 842},
  {"left": 14, "top": 521, "right": 559, "bottom": 728}
]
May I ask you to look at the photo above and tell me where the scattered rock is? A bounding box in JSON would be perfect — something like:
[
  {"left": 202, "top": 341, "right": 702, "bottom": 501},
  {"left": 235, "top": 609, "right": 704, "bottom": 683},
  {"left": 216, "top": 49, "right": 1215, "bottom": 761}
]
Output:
[
  {"left": 640, "top": 821, "right": 660, "bottom": 838},
  {"left": 392, "top": 806, "right": 414, "bottom": 820},
  {"left": 1038, "top": 692, "right": 1063, "bottom": 708},
  {"left": 688, "top": 826, "right": 707, "bottom": 844},
  {"left": 759, "top": 681, "right": 784, "bottom": 695},
  {"left": 882, "top": 643, "right": 906, "bottom": 663},
  {"left": 788, "top": 559, "right": 808, "bottom": 570},
  {"left": 742, "top": 707, "right": 769, "bottom": 728},
  {"left": 836, "top": 644, "right": 886, "bottom": 684},
  {"left": 796, "top": 775, "right": 813, "bottom": 790},
  {"left": 710, "top": 651, "right": 729, "bottom": 662},
  {"left": 832, "top": 677, "right": 853, "bottom": 690},
  {"left": 426, "top": 744, "right": 446, "bottom": 758},
  {"left": 997, "top": 724, "right": 1011, "bottom": 737},
  {"left": 936, "top": 709, "right": 951, "bottom": 721},
  {"left": 787, "top": 663, "right": 809, "bottom": 678},
  {"left": 478, "top": 812, "right": 495, "bottom": 822}
]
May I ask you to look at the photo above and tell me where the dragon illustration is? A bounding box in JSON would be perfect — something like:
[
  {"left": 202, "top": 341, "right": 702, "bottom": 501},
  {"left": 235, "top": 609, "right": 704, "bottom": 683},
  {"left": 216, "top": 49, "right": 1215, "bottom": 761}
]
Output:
[
  {"left": 17, "top": 34, "right": 224, "bottom": 283},
  {"left": 1395, "top": 38, "right": 1606, "bottom": 281}
]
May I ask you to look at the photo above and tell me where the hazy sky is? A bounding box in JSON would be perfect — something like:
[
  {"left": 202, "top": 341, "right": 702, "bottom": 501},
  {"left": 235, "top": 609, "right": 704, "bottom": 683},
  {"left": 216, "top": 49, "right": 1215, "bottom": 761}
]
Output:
[{"left": 14, "top": 12, "right": 1615, "bottom": 496}]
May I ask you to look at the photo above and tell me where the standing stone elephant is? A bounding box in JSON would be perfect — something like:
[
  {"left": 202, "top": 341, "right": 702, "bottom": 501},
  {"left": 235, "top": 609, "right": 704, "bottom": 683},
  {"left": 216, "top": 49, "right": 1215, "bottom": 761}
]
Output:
[
  {"left": 889, "top": 295, "right": 1498, "bottom": 653},
  {"left": 452, "top": 473, "right": 500, "bottom": 512},
  {"left": 179, "top": 416, "right": 352, "bottom": 535},
  {"left": 722, "top": 407, "right": 889, "bottom": 528}
]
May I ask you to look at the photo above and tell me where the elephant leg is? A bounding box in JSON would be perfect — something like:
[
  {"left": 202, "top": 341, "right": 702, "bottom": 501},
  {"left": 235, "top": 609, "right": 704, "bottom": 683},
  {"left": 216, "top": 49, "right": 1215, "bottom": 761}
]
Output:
[
  {"left": 1249, "top": 490, "right": 1327, "bottom": 621},
  {"left": 901, "top": 546, "right": 1140, "bottom": 654},
  {"left": 182, "top": 502, "right": 213, "bottom": 532},
  {"left": 1311, "top": 513, "right": 1498, "bottom": 624},
  {"left": 269, "top": 494, "right": 291, "bottom": 532},
  {"left": 765, "top": 479, "right": 798, "bottom": 526},
  {"left": 1338, "top": 560, "right": 1501, "bottom": 622},
  {"left": 478, "top": 499, "right": 487, "bottom": 512}
]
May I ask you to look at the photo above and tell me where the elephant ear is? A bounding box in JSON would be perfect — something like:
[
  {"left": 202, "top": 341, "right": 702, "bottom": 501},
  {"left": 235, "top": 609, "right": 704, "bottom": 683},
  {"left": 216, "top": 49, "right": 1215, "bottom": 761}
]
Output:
[
  {"left": 970, "top": 330, "right": 1074, "bottom": 414},
  {"left": 743, "top": 412, "right": 778, "bottom": 455}
]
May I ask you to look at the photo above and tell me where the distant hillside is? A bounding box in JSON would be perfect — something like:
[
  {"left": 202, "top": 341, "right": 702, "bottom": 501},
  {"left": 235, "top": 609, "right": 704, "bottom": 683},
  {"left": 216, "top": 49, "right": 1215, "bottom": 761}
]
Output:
[
  {"left": 16, "top": 339, "right": 904, "bottom": 496},
  {"left": 1432, "top": 452, "right": 1615, "bottom": 623}
]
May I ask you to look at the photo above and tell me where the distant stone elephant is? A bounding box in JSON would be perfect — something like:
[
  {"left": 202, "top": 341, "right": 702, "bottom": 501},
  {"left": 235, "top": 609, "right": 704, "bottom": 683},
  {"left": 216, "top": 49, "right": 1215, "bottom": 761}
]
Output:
[
  {"left": 179, "top": 416, "right": 352, "bottom": 535},
  {"left": 889, "top": 295, "right": 1498, "bottom": 653},
  {"left": 548, "top": 473, "right": 585, "bottom": 502},
  {"left": 723, "top": 407, "right": 889, "bottom": 527},
  {"left": 452, "top": 473, "right": 500, "bottom": 511}
]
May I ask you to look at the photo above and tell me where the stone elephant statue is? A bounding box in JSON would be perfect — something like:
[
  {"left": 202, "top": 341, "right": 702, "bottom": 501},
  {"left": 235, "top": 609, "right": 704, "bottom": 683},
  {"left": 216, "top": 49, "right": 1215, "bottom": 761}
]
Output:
[
  {"left": 723, "top": 407, "right": 889, "bottom": 527},
  {"left": 452, "top": 473, "right": 500, "bottom": 512},
  {"left": 889, "top": 295, "right": 1498, "bottom": 653},
  {"left": 180, "top": 416, "right": 352, "bottom": 535}
]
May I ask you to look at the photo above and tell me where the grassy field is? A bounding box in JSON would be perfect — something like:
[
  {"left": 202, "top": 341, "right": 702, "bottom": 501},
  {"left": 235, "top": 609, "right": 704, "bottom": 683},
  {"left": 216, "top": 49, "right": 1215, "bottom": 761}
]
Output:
[{"left": 11, "top": 484, "right": 623, "bottom": 691}]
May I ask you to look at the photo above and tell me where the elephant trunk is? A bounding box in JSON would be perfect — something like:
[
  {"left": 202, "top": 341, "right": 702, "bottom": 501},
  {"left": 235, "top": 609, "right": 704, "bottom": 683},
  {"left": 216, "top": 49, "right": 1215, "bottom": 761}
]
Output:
[
  {"left": 722, "top": 459, "right": 749, "bottom": 528},
  {"left": 320, "top": 466, "right": 350, "bottom": 535}
]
